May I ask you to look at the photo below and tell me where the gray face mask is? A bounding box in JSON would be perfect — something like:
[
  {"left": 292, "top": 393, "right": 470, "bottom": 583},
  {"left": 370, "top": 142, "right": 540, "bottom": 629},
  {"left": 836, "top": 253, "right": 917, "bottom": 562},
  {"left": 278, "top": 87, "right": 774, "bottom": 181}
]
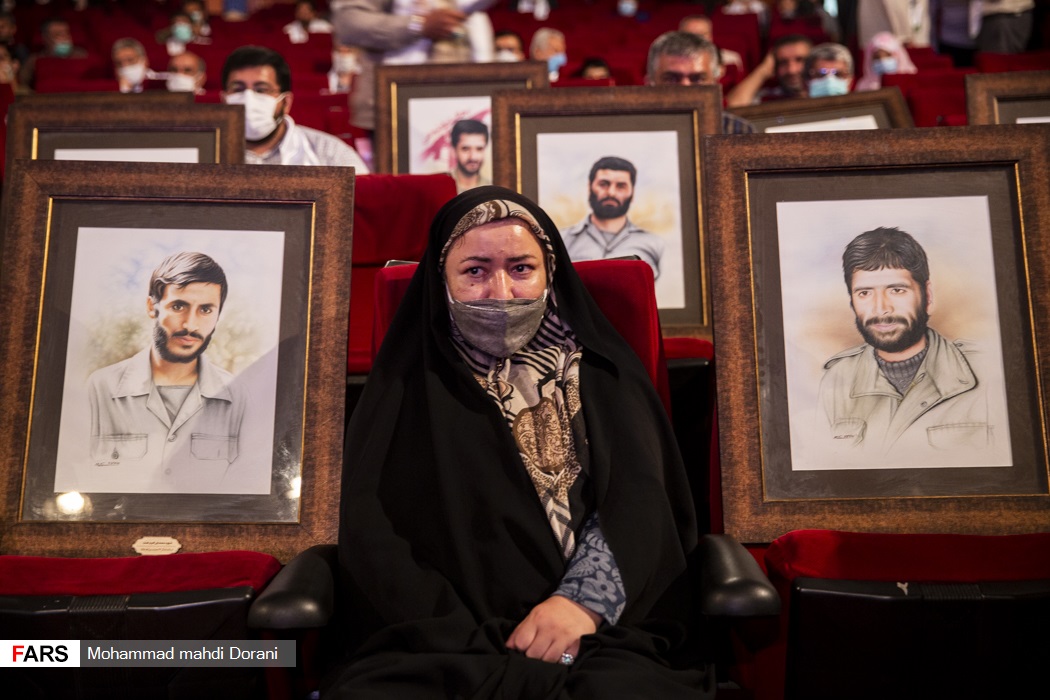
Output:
[{"left": 448, "top": 289, "right": 549, "bottom": 358}]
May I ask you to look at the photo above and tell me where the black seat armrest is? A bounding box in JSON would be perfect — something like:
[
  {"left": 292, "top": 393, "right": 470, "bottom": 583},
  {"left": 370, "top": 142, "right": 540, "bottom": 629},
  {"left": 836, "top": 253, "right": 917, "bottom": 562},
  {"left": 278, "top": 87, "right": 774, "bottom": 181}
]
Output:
[
  {"left": 697, "top": 534, "right": 780, "bottom": 617},
  {"left": 248, "top": 544, "right": 338, "bottom": 629}
]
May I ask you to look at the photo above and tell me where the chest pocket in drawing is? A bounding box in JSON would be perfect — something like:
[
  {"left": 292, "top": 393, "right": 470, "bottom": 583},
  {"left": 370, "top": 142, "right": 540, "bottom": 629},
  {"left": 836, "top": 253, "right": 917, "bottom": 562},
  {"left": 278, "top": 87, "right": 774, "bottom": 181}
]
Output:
[
  {"left": 93, "top": 434, "right": 148, "bottom": 461},
  {"left": 191, "top": 434, "right": 239, "bottom": 463}
]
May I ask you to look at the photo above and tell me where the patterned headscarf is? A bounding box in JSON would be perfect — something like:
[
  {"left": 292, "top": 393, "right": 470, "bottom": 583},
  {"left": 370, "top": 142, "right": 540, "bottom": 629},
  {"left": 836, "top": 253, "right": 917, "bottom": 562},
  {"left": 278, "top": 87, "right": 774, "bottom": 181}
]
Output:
[{"left": 442, "top": 198, "right": 586, "bottom": 561}]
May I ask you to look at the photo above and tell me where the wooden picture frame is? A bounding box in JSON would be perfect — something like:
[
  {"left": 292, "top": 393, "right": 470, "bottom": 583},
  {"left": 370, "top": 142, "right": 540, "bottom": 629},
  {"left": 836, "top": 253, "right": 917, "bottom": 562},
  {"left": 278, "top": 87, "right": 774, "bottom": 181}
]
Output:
[
  {"left": 374, "top": 61, "right": 548, "bottom": 177},
  {"left": 730, "top": 87, "right": 913, "bottom": 133},
  {"left": 967, "top": 71, "right": 1050, "bottom": 125},
  {"left": 3, "top": 101, "right": 243, "bottom": 176},
  {"left": 4, "top": 101, "right": 244, "bottom": 175},
  {"left": 704, "top": 125, "right": 1050, "bottom": 542},
  {"left": 15, "top": 92, "right": 196, "bottom": 105},
  {"left": 493, "top": 85, "right": 722, "bottom": 337},
  {"left": 0, "top": 161, "right": 354, "bottom": 562}
]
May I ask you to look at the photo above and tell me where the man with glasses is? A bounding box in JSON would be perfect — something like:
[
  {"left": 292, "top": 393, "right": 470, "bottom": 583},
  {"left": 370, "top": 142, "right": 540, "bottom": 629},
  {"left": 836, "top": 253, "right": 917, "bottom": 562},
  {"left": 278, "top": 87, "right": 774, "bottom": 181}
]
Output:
[
  {"left": 804, "top": 42, "right": 855, "bottom": 97},
  {"left": 645, "top": 31, "right": 753, "bottom": 134},
  {"left": 221, "top": 45, "right": 369, "bottom": 170}
]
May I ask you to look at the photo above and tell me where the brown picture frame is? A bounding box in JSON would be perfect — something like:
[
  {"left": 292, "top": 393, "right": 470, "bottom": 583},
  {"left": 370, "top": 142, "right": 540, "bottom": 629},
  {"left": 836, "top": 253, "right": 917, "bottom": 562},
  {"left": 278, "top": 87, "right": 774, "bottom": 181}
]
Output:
[
  {"left": 374, "top": 61, "right": 548, "bottom": 175},
  {"left": 4, "top": 102, "right": 244, "bottom": 174},
  {"left": 704, "top": 125, "right": 1050, "bottom": 543},
  {"left": 0, "top": 161, "right": 354, "bottom": 562},
  {"left": 730, "top": 87, "right": 913, "bottom": 133},
  {"left": 967, "top": 70, "right": 1050, "bottom": 125},
  {"left": 493, "top": 85, "right": 722, "bottom": 337},
  {"left": 15, "top": 91, "right": 196, "bottom": 105}
]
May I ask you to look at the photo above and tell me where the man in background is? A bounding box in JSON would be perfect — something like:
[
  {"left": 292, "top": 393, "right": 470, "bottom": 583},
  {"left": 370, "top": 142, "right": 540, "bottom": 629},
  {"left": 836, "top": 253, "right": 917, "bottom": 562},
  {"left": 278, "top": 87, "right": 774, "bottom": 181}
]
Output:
[
  {"left": 222, "top": 45, "right": 369, "bottom": 170},
  {"left": 646, "top": 31, "right": 754, "bottom": 134},
  {"left": 493, "top": 29, "right": 525, "bottom": 61},
  {"left": 804, "top": 42, "right": 855, "bottom": 97},
  {"left": 112, "top": 38, "right": 156, "bottom": 93},
  {"left": 726, "top": 33, "right": 812, "bottom": 107},
  {"left": 167, "top": 50, "right": 207, "bottom": 94},
  {"left": 529, "top": 27, "right": 566, "bottom": 82},
  {"left": 19, "top": 18, "right": 88, "bottom": 89}
]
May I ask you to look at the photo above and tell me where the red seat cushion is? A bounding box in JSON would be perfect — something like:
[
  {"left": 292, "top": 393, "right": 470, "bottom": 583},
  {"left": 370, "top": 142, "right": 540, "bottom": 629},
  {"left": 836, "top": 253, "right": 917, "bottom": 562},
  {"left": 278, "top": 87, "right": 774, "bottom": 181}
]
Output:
[
  {"left": 0, "top": 550, "right": 281, "bottom": 596},
  {"left": 766, "top": 529, "right": 1050, "bottom": 583}
]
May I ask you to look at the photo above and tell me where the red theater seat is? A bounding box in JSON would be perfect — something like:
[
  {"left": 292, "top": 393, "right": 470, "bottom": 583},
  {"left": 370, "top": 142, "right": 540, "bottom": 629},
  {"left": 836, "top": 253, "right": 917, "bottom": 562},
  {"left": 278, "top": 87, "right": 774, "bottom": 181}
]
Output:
[{"left": 346, "top": 174, "right": 457, "bottom": 375}]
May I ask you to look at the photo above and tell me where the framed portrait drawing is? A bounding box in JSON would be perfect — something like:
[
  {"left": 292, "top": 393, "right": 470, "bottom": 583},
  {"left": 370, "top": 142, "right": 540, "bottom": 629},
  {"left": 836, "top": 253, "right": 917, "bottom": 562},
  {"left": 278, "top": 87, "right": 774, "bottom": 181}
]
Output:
[
  {"left": 374, "top": 61, "right": 548, "bottom": 181},
  {"left": 0, "top": 161, "right": 354, "bottom": 561},
  {"left": 493, "top": 86, "right": 722, "bottom": 337},
  {"left": 4, "top": 101, "right": 244, "bottom": 171},
  {"left": 730, "top": 87, "right": 913, "bottom": 133},
  {"left": 967, "top": 71, "right": 1050, "bottom": 125},
  {"left": 704, "top": 125, "right": 1050, "bottom": 542}
]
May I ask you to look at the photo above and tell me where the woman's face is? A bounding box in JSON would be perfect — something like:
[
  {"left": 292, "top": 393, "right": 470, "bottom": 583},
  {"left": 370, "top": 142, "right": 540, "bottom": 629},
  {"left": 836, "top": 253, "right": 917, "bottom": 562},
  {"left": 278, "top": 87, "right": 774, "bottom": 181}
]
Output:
[{"left": 444, "top": 219, "right": 547, "bottom": 302}]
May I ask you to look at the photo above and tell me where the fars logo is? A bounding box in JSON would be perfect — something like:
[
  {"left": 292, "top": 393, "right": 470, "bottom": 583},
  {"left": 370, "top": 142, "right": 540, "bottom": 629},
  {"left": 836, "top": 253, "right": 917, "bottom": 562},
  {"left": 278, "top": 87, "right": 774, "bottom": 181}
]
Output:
[{"left": 1, "top": 640, "right": 80, "bottom": 667}]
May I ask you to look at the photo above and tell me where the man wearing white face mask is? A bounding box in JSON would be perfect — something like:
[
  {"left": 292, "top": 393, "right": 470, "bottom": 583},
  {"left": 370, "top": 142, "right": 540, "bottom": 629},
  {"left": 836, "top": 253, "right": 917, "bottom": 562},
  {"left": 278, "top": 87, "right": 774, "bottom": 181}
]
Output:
[
  {"left": 221, "top": 45, "right": 369, "bottom": 171},
  {"left": 167, "top": 51, "right": 207, "bottom": 95},
  {"left": 803, "top": 43, "right": 855, "bottom": 99},
  {"left": 111, "top": 38, "right": 157, "bottom": 94}
]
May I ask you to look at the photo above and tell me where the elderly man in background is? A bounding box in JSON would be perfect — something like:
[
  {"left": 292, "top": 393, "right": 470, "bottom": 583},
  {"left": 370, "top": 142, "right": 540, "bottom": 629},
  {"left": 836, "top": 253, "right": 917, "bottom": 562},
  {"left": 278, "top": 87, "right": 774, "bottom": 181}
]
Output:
[
  {"left": 529, "top": 27, "right": 566, "bottom": 82},
  {"left": 112, "top": 38, "right": 158, "bottom": 93}
]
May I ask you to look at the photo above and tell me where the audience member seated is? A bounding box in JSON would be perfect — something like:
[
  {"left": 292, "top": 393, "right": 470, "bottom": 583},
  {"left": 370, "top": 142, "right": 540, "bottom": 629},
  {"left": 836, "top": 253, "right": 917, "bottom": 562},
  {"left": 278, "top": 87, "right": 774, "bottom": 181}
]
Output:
[
  {"left": 976, "top": 0, "right": 1035, "bottom": 54},
  {"left": 157, "top": 9, "right": 212, "bottom": 57},
  {"left": 327, "top": 39, "right": 361, "bottom": 94},
  {"left": 0, "top": 42, "right": 27, "bottom": 96},
  {"left": 284, "top": 0, "right": 333, "bottom": 44},
  {"left": 324, "top": 186, "right": 713, "bottom": 698},
  {"left": 493, "top": 28, "right": 525, "bottom": 62},
  {"left": 19, "top": 17, "right": 88, "bottom": 89},
  {"left": 0, "top": 11, "right": 28, "bottom": 63},
  {"left": 573, "top": 56, "right": 611, "bottom": 80},
  {"left": 646, "top": 31, "right": 755, "bottom": 134},
  {"left": 726, "top": 33, "right": 813, "bottom": 106},
  {"left": 182, "top": 0, "right": 213, "bottom": 40},
  {"left": 167, "top": 49, "right": 207, "bottom": 94},
  {"left": 855, "top": 30, "right": 917, "bottom": 91},
  {"left": 804, "top": 41, "right": 855, "bottom": 96},
  {"left": 112, "top": 37, "right": 159, "bottom": 94},
  {"left": 222, "top": 45, "right": 369, "bottom": 170},
  {"left": 679, "top": 14, "right": 745, "bottom": 74},
  {"left": 530, "top": 26, "right": 567, "bottom": 82}
]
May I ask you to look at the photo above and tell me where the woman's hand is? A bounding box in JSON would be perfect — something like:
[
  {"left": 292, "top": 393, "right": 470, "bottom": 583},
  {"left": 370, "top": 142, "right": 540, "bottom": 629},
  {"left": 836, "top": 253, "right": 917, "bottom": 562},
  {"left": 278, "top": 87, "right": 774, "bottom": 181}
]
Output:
[{"left": 506, "top": 595, "right": 602, "bottom": 663}]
